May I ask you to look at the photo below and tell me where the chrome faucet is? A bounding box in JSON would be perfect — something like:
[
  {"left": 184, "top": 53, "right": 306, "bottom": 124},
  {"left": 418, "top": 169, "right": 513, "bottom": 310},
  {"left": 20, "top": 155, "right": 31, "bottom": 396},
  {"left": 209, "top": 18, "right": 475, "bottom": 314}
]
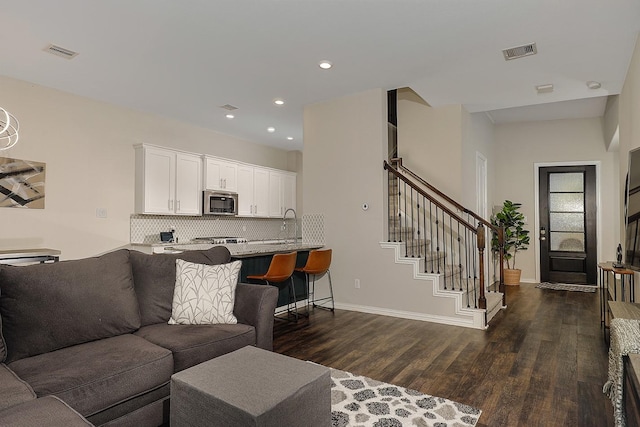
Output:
[{"left": 283, "top": 208, "right": 297, "bottom": 244}]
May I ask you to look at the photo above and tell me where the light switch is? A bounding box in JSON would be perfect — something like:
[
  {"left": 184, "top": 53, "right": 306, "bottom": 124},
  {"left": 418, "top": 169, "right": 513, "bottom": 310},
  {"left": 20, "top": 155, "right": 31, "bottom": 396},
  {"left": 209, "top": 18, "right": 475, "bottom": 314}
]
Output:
[{"left": 96, "top": 208, "right": 108, "bottom": 218}]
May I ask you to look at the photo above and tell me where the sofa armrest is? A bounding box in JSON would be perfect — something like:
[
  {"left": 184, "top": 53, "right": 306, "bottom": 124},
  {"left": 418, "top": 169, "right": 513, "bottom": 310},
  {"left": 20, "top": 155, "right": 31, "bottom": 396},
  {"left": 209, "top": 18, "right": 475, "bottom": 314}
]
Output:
[
  {"left": 0, "top": 364, "right": 36, "bottom": 412},
  {"left": 233, "top": 283, "right": 278, "bottom": 351}
]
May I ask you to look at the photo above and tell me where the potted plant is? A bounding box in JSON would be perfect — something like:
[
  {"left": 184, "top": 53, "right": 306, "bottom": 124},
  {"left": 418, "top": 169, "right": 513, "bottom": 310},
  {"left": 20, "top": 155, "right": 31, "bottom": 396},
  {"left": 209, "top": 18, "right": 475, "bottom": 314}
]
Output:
[{"left": 490, "top": 200, "right": 530, "bottom": 285}]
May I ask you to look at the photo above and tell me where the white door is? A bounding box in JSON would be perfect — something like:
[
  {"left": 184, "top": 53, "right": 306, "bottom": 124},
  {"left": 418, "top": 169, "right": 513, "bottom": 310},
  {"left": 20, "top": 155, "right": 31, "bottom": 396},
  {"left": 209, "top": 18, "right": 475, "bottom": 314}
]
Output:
[{"left": 175, "top": 153, "right": 202, "bottom": 215}]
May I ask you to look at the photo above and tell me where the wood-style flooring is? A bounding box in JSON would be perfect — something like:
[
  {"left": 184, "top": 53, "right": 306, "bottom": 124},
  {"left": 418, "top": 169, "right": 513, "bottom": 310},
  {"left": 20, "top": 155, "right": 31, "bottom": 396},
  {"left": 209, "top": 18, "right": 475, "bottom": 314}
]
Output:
[{"left": 273, "top": 283, "right": 614, "bottom": 427}]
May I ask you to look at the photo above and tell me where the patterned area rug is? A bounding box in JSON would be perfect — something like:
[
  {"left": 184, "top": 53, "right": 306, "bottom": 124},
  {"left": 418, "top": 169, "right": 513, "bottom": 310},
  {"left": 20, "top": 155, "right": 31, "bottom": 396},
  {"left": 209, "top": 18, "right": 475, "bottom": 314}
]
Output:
[
  {"left": 331, "top": 368, "right": 481, "bottom": 427},
  {"left": 535, "top": 282, "right": 596, "bottom": 293}
]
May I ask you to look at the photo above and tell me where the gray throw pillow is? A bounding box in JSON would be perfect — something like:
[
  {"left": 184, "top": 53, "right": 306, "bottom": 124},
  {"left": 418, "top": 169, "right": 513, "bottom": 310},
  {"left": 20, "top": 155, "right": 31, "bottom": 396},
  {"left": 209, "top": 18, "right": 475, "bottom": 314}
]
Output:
[
  {"left": 0, "top": 249, "right": 140, "bottom": 363},
  {"left": 168, "top": 259, "right": 241, "bottom": 325}
]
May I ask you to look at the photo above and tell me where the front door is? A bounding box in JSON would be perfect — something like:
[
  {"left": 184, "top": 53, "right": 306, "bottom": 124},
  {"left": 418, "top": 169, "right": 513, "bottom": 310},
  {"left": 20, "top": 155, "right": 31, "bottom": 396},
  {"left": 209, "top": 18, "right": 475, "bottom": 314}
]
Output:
[{"left": 539, "top": 165, "right": 597, "bottom": 284}]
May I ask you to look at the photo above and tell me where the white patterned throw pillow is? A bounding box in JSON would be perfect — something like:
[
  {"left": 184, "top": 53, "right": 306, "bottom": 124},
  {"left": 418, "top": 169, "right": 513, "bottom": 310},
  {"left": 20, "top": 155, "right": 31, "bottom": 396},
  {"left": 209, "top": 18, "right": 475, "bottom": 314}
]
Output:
[{"left": 168, "top": 259, "right": 242, "bottom": 325}]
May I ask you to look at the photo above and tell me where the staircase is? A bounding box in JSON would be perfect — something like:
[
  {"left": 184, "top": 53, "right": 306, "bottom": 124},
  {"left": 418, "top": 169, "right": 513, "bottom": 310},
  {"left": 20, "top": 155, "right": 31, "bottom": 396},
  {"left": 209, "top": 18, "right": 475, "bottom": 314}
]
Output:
[{"left": 383, "top": 159, "right": 505, "bottom": 329}]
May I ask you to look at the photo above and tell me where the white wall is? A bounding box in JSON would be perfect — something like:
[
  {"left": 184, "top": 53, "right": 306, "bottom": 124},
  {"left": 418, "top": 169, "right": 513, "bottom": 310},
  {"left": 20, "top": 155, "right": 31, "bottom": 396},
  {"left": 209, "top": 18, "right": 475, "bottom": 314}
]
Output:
[
  {"left": 461, "top": 110, "right": 495, "bottom": 217},
  {"left": 494, "top": 118, "right": 618, "bottom": 282},
  {"left": 397, "top": 88, "right": 463, "bottom": 201},
  {"left": 303, "top": 89, "right": 461, "bottom": 317},
  {"left": 0, "top": 75, "right": 296, "bottom": 259},
  {"left": 620, "top": 35, "right": 640, "bottom": 239}
]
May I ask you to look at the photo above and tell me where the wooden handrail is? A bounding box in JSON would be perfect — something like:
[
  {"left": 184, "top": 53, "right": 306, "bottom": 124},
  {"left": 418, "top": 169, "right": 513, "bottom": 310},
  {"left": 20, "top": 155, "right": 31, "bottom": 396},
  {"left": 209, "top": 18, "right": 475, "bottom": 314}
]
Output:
[
  {"left": 385, "top": 157, "right": 506, "bottom": 310},
  {"left": 384, "top": 160, "right": 477, "bottom": 233},
  {"left": 388, "top": 158, "right": 498, "bottom": 233}
]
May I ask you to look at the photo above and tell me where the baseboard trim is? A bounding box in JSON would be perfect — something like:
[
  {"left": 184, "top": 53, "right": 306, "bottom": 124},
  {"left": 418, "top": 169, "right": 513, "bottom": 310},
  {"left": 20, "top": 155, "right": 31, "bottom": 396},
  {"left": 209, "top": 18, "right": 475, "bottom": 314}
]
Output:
[{"left": 333, "top": 302, "right": 480, "bottom": 328}]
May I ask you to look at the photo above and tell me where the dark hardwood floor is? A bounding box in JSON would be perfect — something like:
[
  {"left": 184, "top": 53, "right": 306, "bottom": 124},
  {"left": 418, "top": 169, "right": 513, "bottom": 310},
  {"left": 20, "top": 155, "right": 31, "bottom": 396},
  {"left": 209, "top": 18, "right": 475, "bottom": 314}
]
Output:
[{"left": 273, "top": 283, "right": 614, "bottom": 427}]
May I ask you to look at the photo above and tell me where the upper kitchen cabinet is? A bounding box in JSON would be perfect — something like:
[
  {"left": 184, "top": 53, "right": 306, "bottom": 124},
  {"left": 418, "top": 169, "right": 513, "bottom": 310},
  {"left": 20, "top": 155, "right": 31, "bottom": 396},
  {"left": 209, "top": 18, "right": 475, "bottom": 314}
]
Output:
[
  {"left": 135, "top": 144, "right": 202, "bottom": 215},
  {"left": 204, "top": 157, "right": 237, "bottom": 192},
  {"left": 269, "top": 170, "right": 297, "bottom": 217},
  {"left": 237, "top": 165, "right": 270, "bottom": 217}
]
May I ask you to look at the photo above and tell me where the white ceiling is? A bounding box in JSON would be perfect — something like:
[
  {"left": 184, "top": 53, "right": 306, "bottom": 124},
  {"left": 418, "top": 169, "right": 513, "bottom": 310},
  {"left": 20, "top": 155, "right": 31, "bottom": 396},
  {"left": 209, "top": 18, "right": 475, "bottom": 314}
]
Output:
[{"left": 1, "top": 1, "right": 639, "bottom": 151}]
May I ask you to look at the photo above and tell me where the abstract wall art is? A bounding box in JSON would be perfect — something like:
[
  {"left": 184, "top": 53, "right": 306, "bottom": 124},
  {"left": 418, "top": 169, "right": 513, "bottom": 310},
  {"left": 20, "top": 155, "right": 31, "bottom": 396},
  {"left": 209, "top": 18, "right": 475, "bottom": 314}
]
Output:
[{"left": 0, "top": 157, "right": 46, "bottom": 209}]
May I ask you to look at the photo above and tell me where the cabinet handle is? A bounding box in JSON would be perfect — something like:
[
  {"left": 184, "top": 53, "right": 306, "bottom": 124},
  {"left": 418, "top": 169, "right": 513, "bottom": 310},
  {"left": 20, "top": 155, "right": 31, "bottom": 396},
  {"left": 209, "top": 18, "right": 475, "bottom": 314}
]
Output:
[
  {"left": 220, "top": 178, "right": 223, "bottom": 188},
  {"left": 177, "top": 200, "right": 181, "bottom": 211},
  {"left": 223, "top": 178, "right": 227, "bottom": 188}
]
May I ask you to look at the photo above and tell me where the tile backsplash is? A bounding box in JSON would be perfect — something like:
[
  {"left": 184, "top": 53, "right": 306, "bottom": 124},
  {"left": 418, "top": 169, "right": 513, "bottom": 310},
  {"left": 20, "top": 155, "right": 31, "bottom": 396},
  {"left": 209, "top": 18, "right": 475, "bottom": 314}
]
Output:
[{"left": 130, "top": 214, "right": 324, "bottom": 244}]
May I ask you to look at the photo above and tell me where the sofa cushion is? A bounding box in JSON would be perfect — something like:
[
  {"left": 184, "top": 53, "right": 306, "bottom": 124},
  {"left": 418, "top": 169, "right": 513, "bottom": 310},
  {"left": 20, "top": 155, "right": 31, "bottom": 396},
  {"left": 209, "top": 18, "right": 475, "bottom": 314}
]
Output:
[
  {"left": 130, "top": 247, "right": 232, "bottom": 326},
  {"left": 0, "top": 249, "right": 140, "bottom": 363},
  {"left": 0, "top": 395, "right": 93, "bottom": 427},
  {"left": 0, "top": 363, "right": 36, "bottom": 411},
  {"left": 134, "top": 323, "right": 255, "bottom": 372},
  {"left": 169, "top": 259, "right": 241, "bottom": 325},
  {"left": 7, "top": 334, "right": 173, "bottom": 418}
]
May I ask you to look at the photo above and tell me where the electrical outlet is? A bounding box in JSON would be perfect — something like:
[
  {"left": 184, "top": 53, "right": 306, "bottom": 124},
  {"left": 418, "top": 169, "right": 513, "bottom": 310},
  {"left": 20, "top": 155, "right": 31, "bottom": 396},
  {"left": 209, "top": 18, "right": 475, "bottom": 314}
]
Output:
[
  {"left": 96, "top": 208, "right": 107, "bottom": 218},
  {"left": 242, "top": 225, "right": 247, "bottom": 232},
  {"left": 354, "top": 279, "right": 360, "bottom": 289}
]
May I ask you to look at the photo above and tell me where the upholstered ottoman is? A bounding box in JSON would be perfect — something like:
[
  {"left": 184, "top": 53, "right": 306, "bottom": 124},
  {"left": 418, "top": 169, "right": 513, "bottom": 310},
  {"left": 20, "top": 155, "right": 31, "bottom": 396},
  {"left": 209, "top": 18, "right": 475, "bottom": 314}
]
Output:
[{"left": 170, "top": 345, "right": 330, "bottom": 427}]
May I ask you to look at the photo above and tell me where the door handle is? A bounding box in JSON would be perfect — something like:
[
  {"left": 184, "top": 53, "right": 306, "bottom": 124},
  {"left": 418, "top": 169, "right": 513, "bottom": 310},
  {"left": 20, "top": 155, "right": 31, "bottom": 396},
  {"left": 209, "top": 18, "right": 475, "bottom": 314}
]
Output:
[{"left": 540, "top": 226, "right": 546, "bottom": 241}]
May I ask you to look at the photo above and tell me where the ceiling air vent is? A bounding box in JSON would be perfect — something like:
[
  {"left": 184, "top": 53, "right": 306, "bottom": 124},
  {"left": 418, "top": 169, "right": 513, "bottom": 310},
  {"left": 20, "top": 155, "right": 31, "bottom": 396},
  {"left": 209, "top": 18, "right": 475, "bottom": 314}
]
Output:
[
  {"left": 43, "top": 44, "right": 79, "bottom": 60},
  {"left": 219, "top": 104, "right": 239, "bottom": 111},
  {"left": 502, "top": 43, "right": 537, "bottom": 61}
]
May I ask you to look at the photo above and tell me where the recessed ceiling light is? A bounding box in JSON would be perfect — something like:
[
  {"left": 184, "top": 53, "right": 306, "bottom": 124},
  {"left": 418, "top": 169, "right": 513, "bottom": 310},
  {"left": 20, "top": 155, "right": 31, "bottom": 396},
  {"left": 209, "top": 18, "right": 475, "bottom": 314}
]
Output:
[
  {"left": 587, "top": 81, "right": 601, "bottom": 90},
  {"left": 225, "top": 114, "right": 235, "bottom": 119},
  {"left": 318, "top": 60, "right": 333, "bottom": 70},
  {"left": 267, "top": 127, "right": 276, "bottom": 133},
  {"left": 536, "top": 83, "right": 554, "bottom": 94},
  {"left": 287, "top": 137, "right": 294, "bottom": 141},
  {"left": 274, "top": 99, "right": 285, "bottom": 106}
]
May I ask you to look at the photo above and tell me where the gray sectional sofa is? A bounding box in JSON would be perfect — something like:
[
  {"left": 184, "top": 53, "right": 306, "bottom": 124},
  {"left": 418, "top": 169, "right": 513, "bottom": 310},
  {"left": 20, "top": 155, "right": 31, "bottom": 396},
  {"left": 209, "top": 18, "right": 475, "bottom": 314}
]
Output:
[{"left": 0, "top": 247, "right": 279, "bottom": 426}]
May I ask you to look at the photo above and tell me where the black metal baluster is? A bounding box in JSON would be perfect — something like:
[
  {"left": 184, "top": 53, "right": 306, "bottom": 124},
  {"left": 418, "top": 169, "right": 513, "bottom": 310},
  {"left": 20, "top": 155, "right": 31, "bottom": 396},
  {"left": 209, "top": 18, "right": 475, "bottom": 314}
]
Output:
[
  {"left": 442, "top": 209, "right": 447, "bottom": 290},
  {"left": 423, "top": 196, "right": 428, "bottom": 272},
  {"left": 429, "top": 201, "right": 434, "bottom": 273},
  {"left": 435, "top": 206, "right": 440, "bottom": 274},
  {"left": 473, "top": 233, "right": 478, "bottom": 308},
  {"left": 458, "top": 222, "right": 463, "bottom": 291},
  {"left": 415, "top": 192, "right": 420, "bottom": 259}
]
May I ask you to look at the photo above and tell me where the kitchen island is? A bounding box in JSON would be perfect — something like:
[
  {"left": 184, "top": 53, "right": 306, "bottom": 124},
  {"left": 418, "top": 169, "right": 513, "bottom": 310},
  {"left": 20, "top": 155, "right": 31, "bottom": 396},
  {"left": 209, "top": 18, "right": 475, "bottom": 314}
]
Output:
[{"left": 128, "top": 241, "right": 324, "bottom": 311}]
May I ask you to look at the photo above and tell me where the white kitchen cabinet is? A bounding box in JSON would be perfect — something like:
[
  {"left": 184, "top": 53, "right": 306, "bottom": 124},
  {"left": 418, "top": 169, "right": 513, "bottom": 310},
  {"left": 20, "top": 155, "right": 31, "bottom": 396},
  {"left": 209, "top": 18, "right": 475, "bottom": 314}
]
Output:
[
  {"left": 135, "top": 145, "right": 202, "bottom": 215},
  {"left": 268, "top": 171, "right": 283, "bottom": 217},
  {"left": 282, "top": 172, "right": 296, "bottom": 213},
  {"left": 203, "top": 157, "right": 237, "bottom": 192},
  {"left": 237, "top": 165, "right": 270, "bottom": 217},
  {"left": 268, "top": 170, "right": 297, "bottom": 217}
]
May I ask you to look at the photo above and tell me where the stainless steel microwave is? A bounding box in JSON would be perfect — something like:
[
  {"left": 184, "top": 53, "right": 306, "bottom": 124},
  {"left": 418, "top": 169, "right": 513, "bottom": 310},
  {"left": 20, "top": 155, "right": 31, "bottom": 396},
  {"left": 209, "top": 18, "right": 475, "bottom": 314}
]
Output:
[{"left": 203, "top": 190, "right": 238, "bottom": 215}]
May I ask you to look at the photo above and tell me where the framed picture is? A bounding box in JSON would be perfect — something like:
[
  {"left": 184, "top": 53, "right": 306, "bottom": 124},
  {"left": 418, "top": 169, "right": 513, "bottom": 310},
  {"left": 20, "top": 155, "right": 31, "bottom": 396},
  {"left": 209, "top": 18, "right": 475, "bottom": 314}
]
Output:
[{"left": 0, "top": 156, "right": 46, "bottom": 209}]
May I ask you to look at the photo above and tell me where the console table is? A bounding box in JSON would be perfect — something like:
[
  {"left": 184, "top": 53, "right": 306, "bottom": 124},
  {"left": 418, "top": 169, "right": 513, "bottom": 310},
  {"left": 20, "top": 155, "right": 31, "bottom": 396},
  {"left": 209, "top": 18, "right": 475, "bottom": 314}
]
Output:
[
  {"left": 599, "top": 262, "right": 636, "bottom": 332},
  {"left": 0, "top": 248, "right": 61, "bottom": 265}
]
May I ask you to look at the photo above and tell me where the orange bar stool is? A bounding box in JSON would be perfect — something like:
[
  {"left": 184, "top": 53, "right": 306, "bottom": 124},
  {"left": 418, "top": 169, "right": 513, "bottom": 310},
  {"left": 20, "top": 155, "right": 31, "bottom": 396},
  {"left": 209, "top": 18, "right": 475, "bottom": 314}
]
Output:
[
  {"left": 247, "top": 251, "right": 299, "bottom": 320},
  {"left": 295, "top": 249, "right": 334, "bottom": 312}
]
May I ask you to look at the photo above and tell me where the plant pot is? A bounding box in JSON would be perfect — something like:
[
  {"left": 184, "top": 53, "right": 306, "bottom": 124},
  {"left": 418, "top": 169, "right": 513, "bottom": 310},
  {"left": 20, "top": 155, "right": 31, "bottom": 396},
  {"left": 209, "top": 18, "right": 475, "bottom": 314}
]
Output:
[{"left": 503, "top": 268, "right": 522, "bottom": 286}]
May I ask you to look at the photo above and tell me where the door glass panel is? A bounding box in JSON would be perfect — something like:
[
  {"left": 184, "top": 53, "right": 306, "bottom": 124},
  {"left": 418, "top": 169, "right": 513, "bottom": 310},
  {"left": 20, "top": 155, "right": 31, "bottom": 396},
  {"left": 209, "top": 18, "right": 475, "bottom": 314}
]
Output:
[
  {"left": 549, "top": 173, "right": 583, "bottom": 192},
  {"left": 550, "top": 212, "right": 584, "bottom": 232},
  {"left": 549, "top": 193, "right": 584, "bottom": 212},
  {"left": 550, "top": 232, "right": 585, "bottom": 252}
]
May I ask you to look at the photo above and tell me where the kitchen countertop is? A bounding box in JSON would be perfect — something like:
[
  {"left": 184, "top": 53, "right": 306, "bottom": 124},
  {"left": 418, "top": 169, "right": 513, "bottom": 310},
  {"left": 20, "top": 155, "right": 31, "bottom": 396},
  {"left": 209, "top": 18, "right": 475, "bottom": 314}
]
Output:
[{"left": 128, "top": 241, "right": 323, "bottom": 257}]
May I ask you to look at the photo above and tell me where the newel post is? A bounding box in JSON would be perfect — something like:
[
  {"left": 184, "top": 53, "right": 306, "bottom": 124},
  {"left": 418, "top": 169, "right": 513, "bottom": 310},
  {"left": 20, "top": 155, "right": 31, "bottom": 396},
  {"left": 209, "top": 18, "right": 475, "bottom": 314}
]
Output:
[{"left": 477, "top": 224, "right": 487, "bottom": 310}]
